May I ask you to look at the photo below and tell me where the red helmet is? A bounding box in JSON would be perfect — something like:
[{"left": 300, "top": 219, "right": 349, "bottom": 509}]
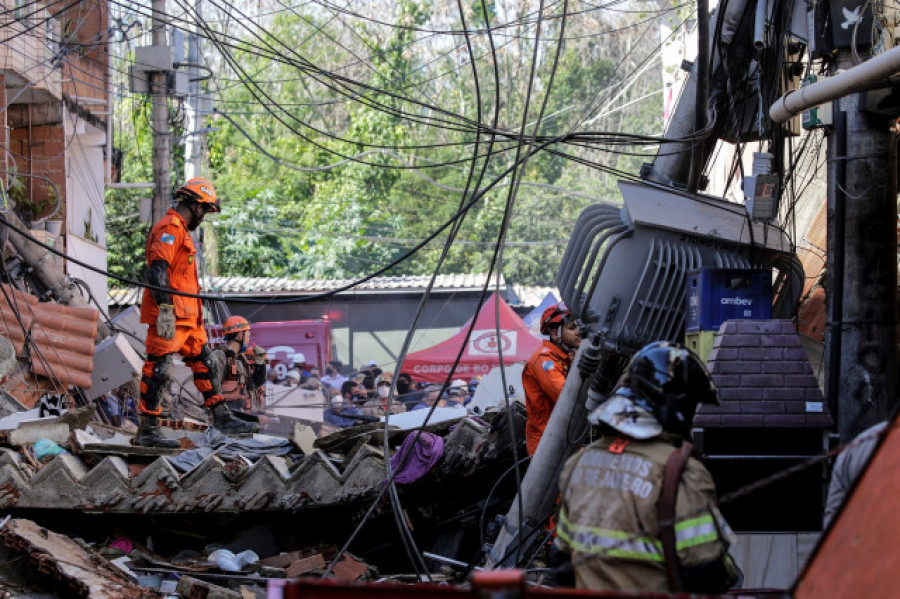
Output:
[
  {"left": 175, "top": 177, "right": 220, "bottom": 212},
  {"left": 540, "top": 302, "right": 570, "bottom": 335},
  {"left": 222, "top": 315, "right": 250, "bottom": 335}
]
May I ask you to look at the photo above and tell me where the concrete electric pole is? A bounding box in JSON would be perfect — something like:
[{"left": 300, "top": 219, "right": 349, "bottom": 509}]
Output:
[
  {"left": 150, "top": 0, "right": 171, "bottom": 224},
  {"left": 184, "top": 30, "right": 202, "bottom": 181},
  {"left": 827, "top": 51, "right": 898, "bottom": 442},
  {"left": 770, "top": 37, "right": 900, "bottom": 439}
]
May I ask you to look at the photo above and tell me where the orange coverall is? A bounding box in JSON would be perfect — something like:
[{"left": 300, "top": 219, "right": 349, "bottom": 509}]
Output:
[
  {"left": 522, "top": 339, "right": 573, "bottom": 456},
  {"left": 139, "top": 209, "right": 221, "bottom": 415}
]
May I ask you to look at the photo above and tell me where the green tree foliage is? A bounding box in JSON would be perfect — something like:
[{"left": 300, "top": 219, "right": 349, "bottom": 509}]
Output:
[
  {"left": 109, "top": 0, "right": 667, "bottom": 287},
  {"left": 106, "top": 95, "right": 152, "bottom": 283}
]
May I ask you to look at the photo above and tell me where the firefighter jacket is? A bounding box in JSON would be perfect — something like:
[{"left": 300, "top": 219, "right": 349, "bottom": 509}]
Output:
[
  {"left": 140, "top": 209, "right": 202, "bottom": 327},
  {"left": 522, "top": 340, "right": 572, "bottom": 455},
  {"left": 557, "top": 434, "right": 739, "bottom": 592}
]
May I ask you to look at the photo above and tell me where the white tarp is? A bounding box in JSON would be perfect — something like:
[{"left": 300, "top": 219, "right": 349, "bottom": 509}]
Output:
[{"left": 468, "top": 363, "right": 526, "bottom": 415}]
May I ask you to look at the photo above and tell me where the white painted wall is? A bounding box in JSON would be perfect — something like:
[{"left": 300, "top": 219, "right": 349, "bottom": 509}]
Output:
[{"left": 65, "top": 119, "right": 108, "bottom": 312}]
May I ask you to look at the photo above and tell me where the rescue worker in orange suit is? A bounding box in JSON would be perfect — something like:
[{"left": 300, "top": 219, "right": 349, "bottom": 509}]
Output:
[
  {"left": 217, "top": 315, "right": 268, "bottom": 414},
  {"left": 522, "top": 302, "right": 582, "bottom": 456},
  {"left": 137, "top": 178, "right": 258, "bottom": 447},
  {"left": 556, "top": 342, "right": 741, "bottom": 592}
]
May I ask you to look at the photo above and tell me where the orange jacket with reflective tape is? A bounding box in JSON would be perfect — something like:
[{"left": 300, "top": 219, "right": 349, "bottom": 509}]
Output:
[
  {"left": 522, "top": 339, "right": 572, "bottom": 455},
  {"left": 140, "top": 209, "right": 202, "bottom": 327}
]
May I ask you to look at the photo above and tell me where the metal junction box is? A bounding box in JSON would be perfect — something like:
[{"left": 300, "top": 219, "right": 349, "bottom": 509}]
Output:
[{"left": 685, "top": 268, "right": 772, "bottom": 332}]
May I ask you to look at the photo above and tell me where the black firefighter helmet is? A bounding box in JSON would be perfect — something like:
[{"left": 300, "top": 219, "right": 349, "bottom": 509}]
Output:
[{"left": 619, "top": 341, "right": 719, "bottom": 439}]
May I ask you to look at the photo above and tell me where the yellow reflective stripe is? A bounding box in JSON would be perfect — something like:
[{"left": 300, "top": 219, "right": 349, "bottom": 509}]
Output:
[
  {"left": 676, "top": 531, "right": 718, "bottom": 549},
  {"left": 558, "top": 509, "right": 663, "bottom": 562},
  {"left": 674, "top": 514, "right": 720, "bottom": 550},
  {"left": 674, "top": 515, "right": 713, "bottom": 532}
]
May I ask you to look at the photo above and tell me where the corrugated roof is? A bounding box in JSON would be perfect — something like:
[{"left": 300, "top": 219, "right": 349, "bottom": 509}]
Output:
[
  {"left": 509, "top": 284, "right": 557, "bottom": 308},
  {"left": 0, "top": 284, "right": 98, "bottom": 398},
  {"left": 108, "top": 273, "right": 509, "bottom": 306}
]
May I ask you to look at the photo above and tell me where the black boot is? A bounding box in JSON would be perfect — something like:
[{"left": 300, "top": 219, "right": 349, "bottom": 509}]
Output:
[
  {"left": 210, "top": 402, "right": 259, "bottom": 435},
  {"left": 135, "top": 414, "right": 181, "bottom": 448}
]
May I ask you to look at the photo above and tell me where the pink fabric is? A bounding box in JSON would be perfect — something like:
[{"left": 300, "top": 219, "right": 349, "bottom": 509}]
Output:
[{"left": 109, "top": 537, "right": 133, "bottom": 554}]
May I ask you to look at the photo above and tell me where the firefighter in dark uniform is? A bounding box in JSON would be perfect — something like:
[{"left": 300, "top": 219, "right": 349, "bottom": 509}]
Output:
[{"left": 556, "top": 341, "right": 741, "bottom": 593}]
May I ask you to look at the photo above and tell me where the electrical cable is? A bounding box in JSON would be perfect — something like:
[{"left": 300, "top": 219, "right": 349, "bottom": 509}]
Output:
[{"left": 0, "top": 128, "right": 579, "bottom": 312}]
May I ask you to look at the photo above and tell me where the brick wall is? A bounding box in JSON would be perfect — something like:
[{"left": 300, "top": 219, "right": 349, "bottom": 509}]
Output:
[
  {"left": 8, "top": 123, "right": 66, "bottom": 220},
  {"left": 695, "top": 319, "right": 833, "bottom": 429}
]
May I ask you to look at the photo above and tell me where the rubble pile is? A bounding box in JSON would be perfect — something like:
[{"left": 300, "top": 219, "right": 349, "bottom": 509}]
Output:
[
  {"left": 0, "top": 363, "right": 526, "bottom": 595},
  {"left": 0, "top": 285, "right": 529, "bottom": 596},
  {"left": 0, "top": 408, "right": 523, "bottom": 514},
  {"left": 0, "top": 516, "right": 378, "bottom": 598}
]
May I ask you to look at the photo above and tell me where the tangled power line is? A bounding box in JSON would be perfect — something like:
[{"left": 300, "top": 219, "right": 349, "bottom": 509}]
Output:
[{"left": 0, "top": 0, "right": 837, "bottom": 580}]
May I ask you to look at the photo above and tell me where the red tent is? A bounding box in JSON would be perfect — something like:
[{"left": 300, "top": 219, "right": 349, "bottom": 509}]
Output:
[{"left": 401, "top": 293, "right": 543, "bottom": 383}]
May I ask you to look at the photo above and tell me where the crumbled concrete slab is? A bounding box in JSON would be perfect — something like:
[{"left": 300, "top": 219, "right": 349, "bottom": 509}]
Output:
[
  {"left": 0, "top": 408, "right": 40, "bottom": 430},
  {"left": 0, "top": 518, "right": 156, "bottom": 598},
  {"left": 8, "top": 420, "right": 69, "bottom": 446},
  {"left": 290, "top": 420, "right": 317, "bottom": 454},
  {"left": 0, "top": 407, "right": 526, "bottom": 514}
]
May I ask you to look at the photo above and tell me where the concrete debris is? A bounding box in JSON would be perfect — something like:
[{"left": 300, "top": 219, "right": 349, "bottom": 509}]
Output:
[
  {"left": 259, "top": 549, "right": 312, "bottom": 569},
  {"left": 86, "top": 333, "right": 143, "bottom": 401},
  {"left": 0, "top": 408, "right": 41, "bottom": 430},
  {"left": 0, "top": 518, "right": 156, "bottom": 598},
  {"left": 290, "top": 420, "right": 317, "bottom": 454},
  {"left": 0, "top": 335, "right": 15, "bottom": 380},
  {"left": 285, "top": 554, "right": 326, "bottom": 577},
  {"left": 0, "top": 409, "right": 523, "bottom": 513},
  {"left": 331, "top": 553, "right": 371, "bottom": 581},
  {"left": 7, "top": 420, "right": 69, "bottom": 447},
  {"left": 176, "top": 575, "right": 243, "bottom": 599}
]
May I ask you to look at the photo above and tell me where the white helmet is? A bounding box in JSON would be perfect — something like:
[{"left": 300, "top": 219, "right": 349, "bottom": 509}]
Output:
[
  {"left": 588, "top": 387, "right": 663, "bottom": 440},
  {"left": 290, "top": 352, "right": 306, "bottom": 366}
]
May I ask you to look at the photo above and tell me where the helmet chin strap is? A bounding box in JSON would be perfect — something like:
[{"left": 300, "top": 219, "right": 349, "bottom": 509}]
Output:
[
  {"left": 559, "top": 340, "right": 577, "bottom": 353},
  {"left": 186, "top": 202, "right": 204, "bottom": 231},
  {"left": 551, "top": 330, "right": 577, "bottom": 353}
]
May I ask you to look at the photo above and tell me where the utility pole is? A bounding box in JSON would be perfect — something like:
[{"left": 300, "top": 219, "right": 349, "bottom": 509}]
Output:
[
  {"left": 827, "top": 49, "right": 898, "bottom": 442},
  {"left": 182, "top": 0, "right": 219, "bottom": 275},
  {"left": 150, "top": 0, "right": 171, "bottom": 224},
  {"left": 184, "top": 29, "right": 202, "bottom": 181}
]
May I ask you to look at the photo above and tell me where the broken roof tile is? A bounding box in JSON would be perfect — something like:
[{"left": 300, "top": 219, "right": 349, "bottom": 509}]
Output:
[
  {"left": 0, "top": 283, "right": 99, "bottom": 396},
  {"left": 0, "top": 409, "right": 527, "bottom": 515}
]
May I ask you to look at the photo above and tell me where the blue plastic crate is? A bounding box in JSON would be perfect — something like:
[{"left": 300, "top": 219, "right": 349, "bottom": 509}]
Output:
[{"left": 685, "top": 268, "right": 772, "bottom": 332}]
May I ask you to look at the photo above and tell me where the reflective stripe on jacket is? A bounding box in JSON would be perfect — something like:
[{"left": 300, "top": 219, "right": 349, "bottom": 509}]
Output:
[
  {"left": 557, "top": 435, "right": 735, "bottom": 591},
  {"left": 522, "top": 340, "right": 572, "bottom": 455},
  {"left": 140, "top": 209, "right": 202, "bottom": 326}
]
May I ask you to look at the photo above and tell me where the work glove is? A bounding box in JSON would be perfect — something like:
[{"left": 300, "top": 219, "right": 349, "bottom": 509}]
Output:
[
  {"left": 252, "top": 345, "right": 268, "bottom": 365},
  {"left": 156, "top": 304, "right": 176, "bottom": 340}
]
